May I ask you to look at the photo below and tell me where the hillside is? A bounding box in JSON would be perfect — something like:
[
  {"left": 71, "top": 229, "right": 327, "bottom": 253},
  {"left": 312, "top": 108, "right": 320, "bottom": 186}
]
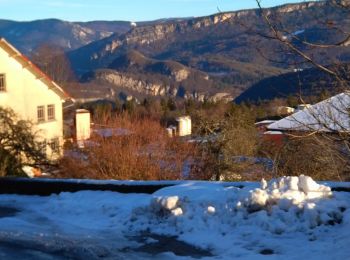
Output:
[
  {"left": 67, "top": 1, "right": 349, "bottom": 99},
  {"left": 69, "top": 1, "right": 350, "bottom": 71},
  {"left": 235, "top": 64, "right": 350, "bottom": 103},
  {"left": 80, "top": 50, "right": 228, "bottom": 101},
  {"left": 0, "top": 19, "right": 131, "bottom": 54},
  {"left": 1, "top": 1, "right": 349, "bottom": 100},
  {"left": 0, "top": 17, "right": 193, "bottom": 55}
]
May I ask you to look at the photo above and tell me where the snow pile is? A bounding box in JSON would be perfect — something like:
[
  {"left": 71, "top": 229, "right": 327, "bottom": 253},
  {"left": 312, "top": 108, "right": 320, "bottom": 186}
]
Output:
[
  {"left": 0, "top": 177, "right": 349, "bottom": 259},
  {"left": 151, "top": 196, "right": 183, "bottom": 216},
  {"left": 242, "top": 175, "right": 332, "bottom": 212},
  {"left": 129, "top": 182, "right": 237, "bottom": 242},
  {"left": 127, "top": 175, "right": 347, "bottom": 254},
  {"left": 237, "top": 175, "right": 341, "bottom": 231}
]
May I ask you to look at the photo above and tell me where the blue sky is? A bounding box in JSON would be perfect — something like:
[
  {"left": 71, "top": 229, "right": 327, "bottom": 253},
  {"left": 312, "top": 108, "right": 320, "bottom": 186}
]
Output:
[{"left": 1, "top": 0, "right": 309, "bottom": 22}]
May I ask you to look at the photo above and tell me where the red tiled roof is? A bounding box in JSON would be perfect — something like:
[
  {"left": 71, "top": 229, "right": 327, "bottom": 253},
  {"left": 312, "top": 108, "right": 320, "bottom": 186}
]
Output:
[{"left": 0, "top": 37, "right": 71, "bottom": 101}]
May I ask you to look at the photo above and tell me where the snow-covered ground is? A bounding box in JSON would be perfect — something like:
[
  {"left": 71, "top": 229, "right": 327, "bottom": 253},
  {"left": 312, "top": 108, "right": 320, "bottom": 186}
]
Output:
[{"left": 0, "top": 176, "right": 349, "bottom": 259}]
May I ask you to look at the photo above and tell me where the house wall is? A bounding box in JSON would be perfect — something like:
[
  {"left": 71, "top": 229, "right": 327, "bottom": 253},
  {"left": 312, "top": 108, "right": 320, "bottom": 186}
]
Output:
[{"left": 0, "top": 47, "right": 64, "bottom": 159}]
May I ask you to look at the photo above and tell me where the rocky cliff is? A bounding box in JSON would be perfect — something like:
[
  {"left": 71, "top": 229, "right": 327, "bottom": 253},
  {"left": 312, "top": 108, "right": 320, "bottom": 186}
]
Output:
[
  {"left": 3, "top": 0, "right": 346, "bottom": 102},
  {"left": 69, "top": 1, "right": 330, "bottom": 72},
  {"left": 84, "top": 69, "right": 213, "bottom": 101},
  {"left": 90, "top": 0, "right": 324, "bottom": 55}
]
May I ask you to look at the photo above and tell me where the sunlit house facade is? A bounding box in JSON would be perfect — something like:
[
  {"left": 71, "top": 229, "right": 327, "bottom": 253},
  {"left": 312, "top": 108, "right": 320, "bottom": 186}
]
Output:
[{"left": 0, "top": 38, "right": 69, "bottom": 159}]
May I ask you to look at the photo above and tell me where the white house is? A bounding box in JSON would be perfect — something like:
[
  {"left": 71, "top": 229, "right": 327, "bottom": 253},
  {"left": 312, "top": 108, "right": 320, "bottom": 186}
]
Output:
[{"left": 0, "top": 38, "right": 70, "bottom": 160}]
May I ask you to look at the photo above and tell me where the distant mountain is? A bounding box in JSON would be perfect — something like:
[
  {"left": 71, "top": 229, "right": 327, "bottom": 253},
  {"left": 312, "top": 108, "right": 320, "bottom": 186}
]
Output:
[
  {"left": 67, "top": 1, "right": 350, "bottom": 99},
  {"left": 0, "top": 19, "right": 131, "bottom": 54},
  {"left": 1, "top": 0, "right": 349, "bottom": 101},
  {"left": 69, "top": 1, "right": 350, "bottom": 71},
  {"left": 0, "top": 18, "right": 193, "bottom": 55}
]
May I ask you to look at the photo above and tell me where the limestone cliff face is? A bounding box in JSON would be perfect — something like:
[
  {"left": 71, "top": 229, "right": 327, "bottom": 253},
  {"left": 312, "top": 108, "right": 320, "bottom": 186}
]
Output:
[
  {"left": 89, "top": 12, "right": 239, "bottom": 62},
  {"left": 90, "top": 70, "right": 213, "bottom": 101},
  {"left": 92, "top": 70, "right": 172, "bottom": 97},
  {"left": 125, "top": 24, "right": 177, "bottom": 45},
  {"left": 173, "top": 69, "right": 190, "bottom": 82},
  {"left": 88, "top": 1, "right": 325, "bottom": 63},
  {"left": 276, "top": 1, "right": 320, "bottom": 13},
  {"left": 102, "top": 12, "right": 240, "bottom": 52},
  {"left": 91, "top": 40, "right": 122, "bottom": 60},
  {"left": 125, "top": 12, "right": 236, "bottom": 45}
]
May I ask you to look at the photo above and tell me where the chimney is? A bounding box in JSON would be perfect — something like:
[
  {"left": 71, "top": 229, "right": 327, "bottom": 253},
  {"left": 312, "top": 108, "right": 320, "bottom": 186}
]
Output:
[{"left": 75, "top": 109, "right": 91, "bottom": 147}]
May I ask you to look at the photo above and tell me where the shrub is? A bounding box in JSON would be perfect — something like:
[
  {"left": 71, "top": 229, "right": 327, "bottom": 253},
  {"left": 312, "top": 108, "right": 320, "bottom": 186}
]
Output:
[
  {"left": 273, "top": 135, "right": 350, "bottom": 181},
  {"left": 0, "top": 107, "right": 47, "bottom": 176},
  {"left": 59, "top": 114, "right": 203, "bottom": 180}
]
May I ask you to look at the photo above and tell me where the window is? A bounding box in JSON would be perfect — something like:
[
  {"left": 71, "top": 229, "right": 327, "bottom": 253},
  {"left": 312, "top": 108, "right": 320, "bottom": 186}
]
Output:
[
  {"left": 49, "top": 138, "right": 60, "bottom": 154},
  {"left": 37, "top": 106, "right": 45, "bottom": 123},
  {"left": 47, "top": 104, "right": 55, "bottom": 121},
  {"left": 0, "top": 74, "right": 6, "bottom": 92}
]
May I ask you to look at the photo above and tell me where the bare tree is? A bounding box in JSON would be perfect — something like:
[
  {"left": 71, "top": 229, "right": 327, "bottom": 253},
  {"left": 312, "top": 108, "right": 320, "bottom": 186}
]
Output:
[
  {"left": 58, "top": 114, "right": 203, "bottom": 180},
  {"left": 254, "top": 0, "right": 350, "bottom": 88},
  {"left": 253, "top": 0, "right": 350, "bottom": 180},
  {"left": 31, "top": 43, "right": 76, "bottom": 85}
]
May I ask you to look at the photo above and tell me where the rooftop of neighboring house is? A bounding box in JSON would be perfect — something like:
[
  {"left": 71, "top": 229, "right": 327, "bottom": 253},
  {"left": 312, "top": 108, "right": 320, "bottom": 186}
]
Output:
[{"left": 268, "top": 92, "right": 350, "bottom": 132}]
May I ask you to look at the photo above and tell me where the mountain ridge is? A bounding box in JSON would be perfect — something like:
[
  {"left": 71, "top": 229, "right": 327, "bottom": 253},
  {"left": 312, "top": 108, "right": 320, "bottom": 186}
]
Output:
[
  {"left": 1, "top": 0, "right": 349, "bottom": 102},
  {"left": 68, "top": 1, "right": 328, "bottom": 73}
]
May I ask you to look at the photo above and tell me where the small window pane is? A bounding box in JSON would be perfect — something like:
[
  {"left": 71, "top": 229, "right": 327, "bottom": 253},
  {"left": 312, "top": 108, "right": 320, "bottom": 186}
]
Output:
[
  {"left": 0, "top": 74, "right": 6, "bottom": 92},
  {"left": 37, "top": 106, "right": 45, "bottom": 123},
  {"left": 50, "top": 138, "right": 60, "bottom": 154},
  {"left": 47, "top": 104, "right": 55, "bottom": 121}
]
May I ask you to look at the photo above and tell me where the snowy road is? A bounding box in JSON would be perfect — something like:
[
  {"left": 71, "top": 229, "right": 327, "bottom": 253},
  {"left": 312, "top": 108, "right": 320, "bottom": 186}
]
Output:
[
  {"left": 0, "top": 176, "right": 349, "bottom": 259},
  {"left": 0, "top": 192, "right": 153, "bottom": 259},
  {"left": 0, "top": 192, "right": 205, "bottom": 259}
]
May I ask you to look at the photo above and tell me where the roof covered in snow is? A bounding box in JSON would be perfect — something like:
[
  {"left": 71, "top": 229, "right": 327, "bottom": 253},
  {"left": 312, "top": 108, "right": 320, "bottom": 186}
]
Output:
[
  {"left": 255, "top": 120, "right": 277, "bottom": 126},
  {"left": 268, "top": 92, "right": 350, "bottom": 132}
]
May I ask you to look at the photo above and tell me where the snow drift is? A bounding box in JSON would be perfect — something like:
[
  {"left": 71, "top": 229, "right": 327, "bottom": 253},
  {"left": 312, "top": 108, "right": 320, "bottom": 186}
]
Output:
[
  {"left": 128, "top": 175, "right": 348, "bottom": 257},
  {"left": 0, "top": 175, "right": 349, "bottom": 259}
]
